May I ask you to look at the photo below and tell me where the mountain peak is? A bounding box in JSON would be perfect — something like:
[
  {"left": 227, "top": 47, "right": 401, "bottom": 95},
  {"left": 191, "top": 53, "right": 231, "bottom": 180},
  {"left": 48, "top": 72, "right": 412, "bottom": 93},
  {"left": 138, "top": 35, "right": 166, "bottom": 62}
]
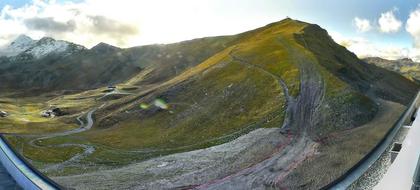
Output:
[
  {"left": 1, "top": 35, "right": 86, "bottom": 59},
  {"left": 91, "top": 42, "right": 120, "bottom": 53},
  {"left": 37, "top": 37, "right": 56, "bottom": 44},
  {"left": 11, "top": 34, "right": 34, "bottom": 45},
  {"left": 25, "top": 37, "right": 76, "bottom": 58},
  {"left": 0, "top": 34, "right": 36, "bottom": 57}
]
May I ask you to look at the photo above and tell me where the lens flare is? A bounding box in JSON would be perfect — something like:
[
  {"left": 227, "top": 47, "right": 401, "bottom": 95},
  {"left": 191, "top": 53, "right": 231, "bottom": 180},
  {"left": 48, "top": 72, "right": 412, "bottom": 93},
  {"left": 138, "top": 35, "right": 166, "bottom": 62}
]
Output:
[
  {"left": 154, "top": 99, "right": 169, "bottom": 109},
  {"left": 139, "top": 103, "right": 149, "bottom": 109}
]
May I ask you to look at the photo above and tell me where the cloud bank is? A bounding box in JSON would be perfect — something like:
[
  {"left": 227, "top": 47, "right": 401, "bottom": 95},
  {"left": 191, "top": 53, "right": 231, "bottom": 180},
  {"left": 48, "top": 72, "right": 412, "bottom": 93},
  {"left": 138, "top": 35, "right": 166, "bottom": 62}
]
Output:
[
  {"left": 331, "top": 32, "right": 410, "bottom": 60},
  {"left": 0, "top": 0, "right": 141, "bottom": 48},
  {"left": 0, "top": 0, "right": 284, "bottom": 49},
  {"left": 24, "top": 17, "right": 76, "bottom": 32}
]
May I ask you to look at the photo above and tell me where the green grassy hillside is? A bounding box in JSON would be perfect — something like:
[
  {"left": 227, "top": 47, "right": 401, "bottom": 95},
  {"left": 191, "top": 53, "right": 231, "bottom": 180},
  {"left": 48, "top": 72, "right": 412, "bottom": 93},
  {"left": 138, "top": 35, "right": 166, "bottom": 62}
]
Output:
[
  {"left": 86, "top": 19, "right": 417, "bottom": 148},
  {"left": 2, "top": 18, "right": 418, "bottom": 189}
]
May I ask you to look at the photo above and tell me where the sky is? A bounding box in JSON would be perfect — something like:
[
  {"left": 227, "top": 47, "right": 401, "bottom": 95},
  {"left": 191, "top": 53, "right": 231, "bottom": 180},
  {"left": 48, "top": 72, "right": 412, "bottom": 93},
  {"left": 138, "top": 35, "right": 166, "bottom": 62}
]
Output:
[{"left": 1, "top": 0, "right": 420, "bottom": 61}]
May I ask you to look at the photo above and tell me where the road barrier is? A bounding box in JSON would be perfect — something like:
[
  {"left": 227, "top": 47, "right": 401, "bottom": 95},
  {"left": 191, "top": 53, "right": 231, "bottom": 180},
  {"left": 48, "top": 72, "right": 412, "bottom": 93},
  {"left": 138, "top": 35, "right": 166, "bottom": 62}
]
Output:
[{"left": 322, "top": 91, "right": 420, "bottom": 190}]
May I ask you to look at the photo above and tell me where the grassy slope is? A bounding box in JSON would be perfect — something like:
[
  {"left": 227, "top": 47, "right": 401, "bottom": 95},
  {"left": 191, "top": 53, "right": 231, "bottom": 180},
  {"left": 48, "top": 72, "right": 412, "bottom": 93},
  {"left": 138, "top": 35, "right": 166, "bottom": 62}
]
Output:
[
  {"left": 0, "top": 97, "right": 78, "bottom": 134},
  {"left": 293, "top": 24, "right": 418, "bottom": 137},
  {"left": 79, "top": 19, "right": 309, "bottom": 151},
  {"left": 4, "top": 19, "right": 418, "bottom": 180},
  {"left": 296, "top": 25, "right": 418, "bottom": 105},
  {"left": 12, "top": 20, "right": 302, "bottom": 171},
  {"left": 6, "top": 136, "right": 84, "bottom": 164},
  {"left": 83, "top": 53, "right": 286, "bottom": 150}
]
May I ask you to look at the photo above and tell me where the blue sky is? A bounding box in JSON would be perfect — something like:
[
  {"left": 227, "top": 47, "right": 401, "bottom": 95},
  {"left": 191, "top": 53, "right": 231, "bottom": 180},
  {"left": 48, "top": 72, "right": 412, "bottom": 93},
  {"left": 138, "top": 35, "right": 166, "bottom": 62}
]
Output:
[
  {"left": 0, "top": 0, "right": 27, "bottom": 9},
  {"left": 1, "top": 0, "right": 420, "bottom": 60},
  {"left": 283, "top": 0, "right": 418, "bottom": 46}
]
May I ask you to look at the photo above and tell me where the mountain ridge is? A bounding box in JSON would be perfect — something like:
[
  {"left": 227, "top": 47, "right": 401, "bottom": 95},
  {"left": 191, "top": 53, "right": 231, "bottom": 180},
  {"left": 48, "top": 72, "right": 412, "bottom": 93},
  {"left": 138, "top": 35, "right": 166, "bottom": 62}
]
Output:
[
  {"left": 364, "top": 56, "right": 420, "bottom": 83},
  {"left": 0, "top": 35, "right": 86, "bottom": 59}
]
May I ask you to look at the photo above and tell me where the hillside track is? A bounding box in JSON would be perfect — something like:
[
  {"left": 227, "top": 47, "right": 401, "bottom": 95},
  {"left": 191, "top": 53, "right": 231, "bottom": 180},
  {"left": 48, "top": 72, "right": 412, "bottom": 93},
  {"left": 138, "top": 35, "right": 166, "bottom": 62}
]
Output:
[
  {"left": 199, "top": 36, "right": 325, "bottom": 189},
  {"left": 25, "top": 107, "right": 101, "bottom": 172}
]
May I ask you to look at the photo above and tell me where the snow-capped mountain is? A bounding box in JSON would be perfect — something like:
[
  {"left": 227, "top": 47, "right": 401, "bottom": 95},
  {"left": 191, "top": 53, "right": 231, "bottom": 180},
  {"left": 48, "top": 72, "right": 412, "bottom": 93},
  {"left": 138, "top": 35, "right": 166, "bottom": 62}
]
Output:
[
  {"left": 0, "top": 35, "right": 36, "bottom": 57},
  {"left": 23, "top": 37, "right": 86, "bottom": 58},
  {"left": 0, "top": 35, "right": 86, "bottom": 59}
]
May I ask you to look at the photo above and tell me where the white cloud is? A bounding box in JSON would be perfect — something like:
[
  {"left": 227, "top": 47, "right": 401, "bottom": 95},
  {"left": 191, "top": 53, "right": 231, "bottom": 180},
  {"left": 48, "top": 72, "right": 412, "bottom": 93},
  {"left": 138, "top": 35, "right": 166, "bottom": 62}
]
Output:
[
  {"left": 406, "top": 7, "right": 420, "bottom": 48},
  {"left": 406, "top": 7, "right": 420, "bottom": 61},
  {"left": 378, "top": 8, "right": 402, "bottom": 33},
  {"left": 330, "top": 31, "right": 416, "bottom": 61},
  {"left": 353, "top": 17, "right": 372, "bottom": 32}
]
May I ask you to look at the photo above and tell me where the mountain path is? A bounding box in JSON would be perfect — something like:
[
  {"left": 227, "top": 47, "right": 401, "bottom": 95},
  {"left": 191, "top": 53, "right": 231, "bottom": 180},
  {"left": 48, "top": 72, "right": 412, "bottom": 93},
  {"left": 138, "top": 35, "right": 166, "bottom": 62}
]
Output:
[
  {"left": 52, "top": 34, "right": 326, "bottom": 190},
  {"left": 26, "top": 105, "right": 103, "bottom": 172},
  {"left": 197, "top": 36, "right": 325, "bottom": 189}
]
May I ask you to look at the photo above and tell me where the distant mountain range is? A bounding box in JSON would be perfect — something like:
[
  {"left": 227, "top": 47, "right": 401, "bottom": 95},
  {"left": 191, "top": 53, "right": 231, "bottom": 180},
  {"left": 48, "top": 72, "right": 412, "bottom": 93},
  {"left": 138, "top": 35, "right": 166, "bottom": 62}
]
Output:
[
  {"left": 364, "top": 57, "right": 420, "bottom": 83},
  {"left": 0, "top": 34, "right": 237, "bottom": 94},
  {"left": 0, "top": 35, "right": 139, "bottom": 92},
  {"left": 0, "top": 34, "right": 85, "bottom": 58}
]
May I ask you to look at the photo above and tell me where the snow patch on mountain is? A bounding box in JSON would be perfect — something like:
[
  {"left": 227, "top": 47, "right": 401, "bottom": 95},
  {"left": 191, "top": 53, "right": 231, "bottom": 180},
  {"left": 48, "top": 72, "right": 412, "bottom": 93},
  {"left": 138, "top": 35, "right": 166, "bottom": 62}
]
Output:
[
  {"left": 0, "top": 35, "right": 86, "bottom": 59},
  {"left": 0, "top": 35, "right": 36, "bottom": 57}
]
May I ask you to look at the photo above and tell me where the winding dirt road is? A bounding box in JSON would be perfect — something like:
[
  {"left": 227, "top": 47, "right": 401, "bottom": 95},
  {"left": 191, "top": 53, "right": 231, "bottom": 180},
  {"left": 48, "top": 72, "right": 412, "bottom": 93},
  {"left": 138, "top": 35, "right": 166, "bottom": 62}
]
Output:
[{"left": 28, "top": 107, "right": 100, "bottom": 172}]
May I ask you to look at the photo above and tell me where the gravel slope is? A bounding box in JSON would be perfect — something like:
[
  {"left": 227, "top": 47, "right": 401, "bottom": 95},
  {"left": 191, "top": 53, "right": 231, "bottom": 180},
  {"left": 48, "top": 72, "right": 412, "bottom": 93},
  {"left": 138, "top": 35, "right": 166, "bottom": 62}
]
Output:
[{"left": 53, "top": 128, "right": 288, "bottom": 189}]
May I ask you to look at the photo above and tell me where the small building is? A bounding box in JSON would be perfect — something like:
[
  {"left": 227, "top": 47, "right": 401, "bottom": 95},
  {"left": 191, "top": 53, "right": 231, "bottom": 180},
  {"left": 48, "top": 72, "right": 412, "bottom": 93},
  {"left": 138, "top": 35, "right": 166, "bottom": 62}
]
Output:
[
  {"left": 40, "top": 107, "right": 64, "bottom": 118},
  {"left": 41, "top": 110, "right": 53, "bottom": 118}
]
